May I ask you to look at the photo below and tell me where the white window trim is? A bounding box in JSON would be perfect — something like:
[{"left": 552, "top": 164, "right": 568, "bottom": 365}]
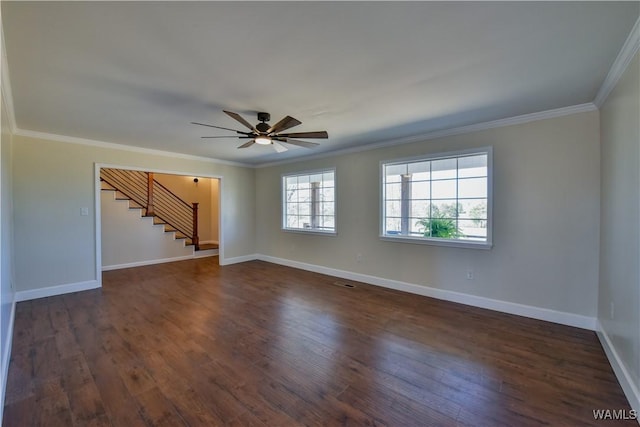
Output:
[
  {"left": 379, "top": 147, "right": 493, "bottom": 249},
  {"left": 281, "top": 167, "right": 337, "bottom": 236}
]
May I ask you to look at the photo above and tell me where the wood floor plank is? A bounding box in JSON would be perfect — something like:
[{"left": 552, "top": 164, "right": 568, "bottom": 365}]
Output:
[
  {"left": 3, "top": 258, "right": 635, "bottom": 426},
  {"left": 133, "top": 387, "right": 188, "bottom": 426}
]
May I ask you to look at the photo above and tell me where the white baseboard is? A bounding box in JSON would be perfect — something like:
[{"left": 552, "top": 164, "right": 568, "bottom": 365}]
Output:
[
  {"left": 15, "top": 280, "right": 101, "bottom": 302},
  {"left": 0, "top": 298, "right": 16, "bottom": 425},
  {"left": 194, "top": 250, "right": 218, "bottom": 259},
  {"left": 219, "top": 253, "right": 258, "bottom": 266},
  {"left": 102, "top": 255, "right": 195, "bottom": 271},
  {"left": 257, "top": 254, "right": 597, "bottom": 331},
  {"left": 597, "top": 320, "right": 640, "bottom": 415}
]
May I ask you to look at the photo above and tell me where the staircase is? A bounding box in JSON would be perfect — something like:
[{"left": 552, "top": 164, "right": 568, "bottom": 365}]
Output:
[
  {"left": 100, "top": 169, "right": 218, "bottom": 270},
  {"left": 100, "top": 168, "right": 200, "bottom": 249}
]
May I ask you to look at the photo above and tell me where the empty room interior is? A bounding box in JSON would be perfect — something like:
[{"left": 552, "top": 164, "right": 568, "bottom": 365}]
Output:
[{"left": 0, "top": 2, "right": 639, "bottom": 426}]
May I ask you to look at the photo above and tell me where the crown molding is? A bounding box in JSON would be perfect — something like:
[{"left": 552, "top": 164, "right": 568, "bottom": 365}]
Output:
[
  {"left": 12, "top": 101, "right": 597, "bottom": 171},
  {"left": 594, "top": 15, "right": 640, "bottom": 107},
  {"left": 256, "top": 102, "right": 598, "bottom": 168},
  {"left": 1, "top": 13, "right": 17, "bottom": 133},
  {"left": 13, "top": 128, "right": 252, "bottom": 168}
]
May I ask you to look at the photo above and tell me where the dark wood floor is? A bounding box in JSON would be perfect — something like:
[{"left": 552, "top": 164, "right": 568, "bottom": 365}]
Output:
[{"left": 3, "top": 258, "right": 633, "bottom": 426}]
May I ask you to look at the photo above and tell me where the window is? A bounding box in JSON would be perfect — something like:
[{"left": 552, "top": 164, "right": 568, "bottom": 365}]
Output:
[
  {"left": 282, "top": 169, "right": 336, "bottom": 234},
  {"left": 381, "top": 148, "right": 492, "bottom": 248}
]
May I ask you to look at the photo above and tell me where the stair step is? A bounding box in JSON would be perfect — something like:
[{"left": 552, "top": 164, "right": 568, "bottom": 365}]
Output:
[{"left": 197, "top": 243, "right": 219, "bottom": 251}]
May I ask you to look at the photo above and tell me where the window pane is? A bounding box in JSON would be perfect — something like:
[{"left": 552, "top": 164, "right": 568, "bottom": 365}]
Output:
[
  {"left": 323, "top": 216, "right": 335, "bottom": 229},
  {"left": 431, "top": 200, "right": 459, "bottom": 218},
  {"left": 458, "top": 177, "right": 487, "bottom": 198},
  {"left": 458, "top": 219, "right": 487, "bottom": 239},
  {"left": 410, "top": 200, "right": 429, "bottom": 218},
  {"left": 322, "top": 182, "right": 335, "bottom": 190},
  {"left": 410, "top": 181, "right": 430, "bottom": 199},
  {"left": 319, "top": 188, "right": 333, "bottom": 202},
  {"left": 459, "top": 199, "right": 487, "bottom": 220},
  {"left": 297, "top": 188, "right": 310, "bottom": 202},
  {"left": 320, "top": 202, "right": 333, "bottom": 216},
  {"left": 299, "top": 202, "right": 310, "bottom": 216},
  {"left": 287, "top": 216, "right": 300, "bottom": 228},
  {"left": 386, "top": 183, "right": 401, "bottom": 200},
  {"left": 386, "top": 201, "right": 401, "bottom": 217},
  {"left": 458, "top": 155, "right": 487, "bottom": 178},
  {"left": 309, "top": 173, "right": 323, "bottom": 184},
  {"left": 286, "top": 203, "right": 298, "bottom": 216},
  {"left": 432, "top": 179, "right": 456, "bottom": 199},
  {"left": 385, "top": 217, "right": 401, "bottom": 234},
  {"left": 407, "top": 162, "right": 431, "bottom": 179},
  {"left": 431, "top": 158, "right": 457, "bottom": 180},
  {"left": 410, "top": 217, "right": 427, "bottom": 234},
  {"left": 386, "top": 164, "right": 407, "bottom": 177}
]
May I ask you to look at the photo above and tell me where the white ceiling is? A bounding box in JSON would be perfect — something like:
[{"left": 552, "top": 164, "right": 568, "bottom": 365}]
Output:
[{"left": 2, "top": 2, "right": 638, "bottom": 165}]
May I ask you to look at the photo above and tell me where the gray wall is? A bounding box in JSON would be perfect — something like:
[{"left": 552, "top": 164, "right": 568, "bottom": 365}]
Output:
[
  {"left": 256, "top": 111, "right": 601, "bottom": 318},
  {"left": 598, "top": 51, "right": 640, "bottom": 408},
  {"left": 11, "top": 134, "right": 255, "bottom": 292}
]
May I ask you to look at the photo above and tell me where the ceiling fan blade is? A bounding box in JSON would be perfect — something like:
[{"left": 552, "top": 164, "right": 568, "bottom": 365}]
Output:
[
  {"left": 201, "top": 136, "right": 241, "bottom": 139},
  {"left": 201, "top": 136, "right": 253, "bottom": 139},
  {"left": 191, "top": 122, "right": 251, "bottom": 135},
  {"left": 267, "top": 116, "right": 302, "bottom": 134},
  {"left": 272, "top": 141, "right": 288, "bottom": 153},
  {"left": 237, "top": 140, "right": 256, "bottom": 149},
  {"left": 274, "top": 138, "right": 319, "bottom": 149},
  {"left": 275, "top": 131, "right": 328, "bottom": 139},
  {"left": 224, "top": 110, "right": 257, "bottom": 131}
]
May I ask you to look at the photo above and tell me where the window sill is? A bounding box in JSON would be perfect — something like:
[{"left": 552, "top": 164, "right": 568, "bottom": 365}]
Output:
[
  {"left": 283, "top": 228, "right": 337, "bottom": 237},
  {"left": 380, "top": 235, "right": 492, "bottom": 250}
]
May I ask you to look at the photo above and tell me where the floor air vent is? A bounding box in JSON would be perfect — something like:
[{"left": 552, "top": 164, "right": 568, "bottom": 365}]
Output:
[{"left": 333, "top": 281, "right": 356, "bottom": 289}]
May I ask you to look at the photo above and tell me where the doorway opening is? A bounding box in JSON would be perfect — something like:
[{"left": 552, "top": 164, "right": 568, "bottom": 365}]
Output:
[{"left": 95, "top": 165, "right": 222, "bottom": 274}]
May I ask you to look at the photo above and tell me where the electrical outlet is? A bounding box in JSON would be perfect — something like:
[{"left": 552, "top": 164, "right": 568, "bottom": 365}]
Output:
[
  {"left": 466, "top": 270, "right": 474, "bottom": 280},
  {"left": 80, "top": 207, "right": 89, "bottom": 216},
  {"left": 356, "top": 253, "right": 363, "bottom": 263}
]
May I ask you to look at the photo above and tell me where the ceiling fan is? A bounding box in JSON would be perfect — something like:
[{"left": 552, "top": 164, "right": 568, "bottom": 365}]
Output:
[{"left": 192, "top": 110, "right": 328, "bottom": 153}]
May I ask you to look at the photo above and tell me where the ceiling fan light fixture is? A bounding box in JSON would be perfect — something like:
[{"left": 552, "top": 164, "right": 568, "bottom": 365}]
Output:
[{"left": 255, "top": 135, "right": 272, "bottom": 145}]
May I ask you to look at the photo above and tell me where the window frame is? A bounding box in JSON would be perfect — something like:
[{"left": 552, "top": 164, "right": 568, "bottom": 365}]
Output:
[
  {"left": 281, "top": 167, "right": 337, "bottom": 236},
  {"left": 379, "top": 147, "right": 493, "bottom": 249}
]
